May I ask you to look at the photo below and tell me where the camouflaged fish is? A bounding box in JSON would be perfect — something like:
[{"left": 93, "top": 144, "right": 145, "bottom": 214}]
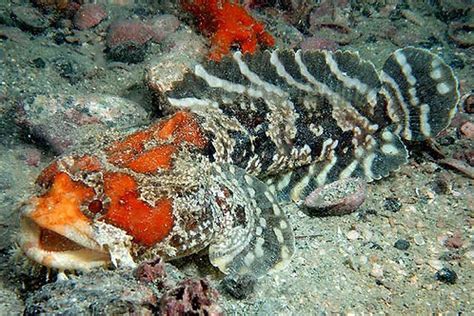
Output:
[{"left": 19, "top": 47, "right": 459, "bottom": 279}]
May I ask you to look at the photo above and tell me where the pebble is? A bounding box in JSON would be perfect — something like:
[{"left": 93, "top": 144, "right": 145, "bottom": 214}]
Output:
[
  {"left": 413, "top": 234, "right": 425, "bottom": 246},
  {"left": 106, "top": 20, "right": 155, "bottom": 63},
  {"left": 383, "top": 197, "right": 402, "bottom": 212},
  {"left": 10, "top": 6, "right": 50, "bottom": 34},
  {"left": 431, "top": 172, "right": 452, "bottom": 195},
  {"left": 303, "top": 177, "right": 367, "bottom": 216},
  {"left": 444, "top": 231, "right": 463, "bottom": 249},
  {"left": 428, "top": 259, "right": 444, "bottom": 270},
  {"left": 160, "top": 279, "right": 223, "bottom": 315},
  {"left": 32, "top": 57, "right": 46, "bottom": 69},
  {"left": 73, "top": 4, "right": 107, "bottom": 30},
  {"left": 150, "top": 14, "right": 180, "bottom": 42},
  {"left": 463, "top": 94, "right": 474, "bottom": 113},
  {"left": 394, "top": 239, "right": 410, "bottom": 251},
  {"left": 370, "top": 263, "right": 384, "bottom": 279},
  {"left": 145, "top": 30, "right": 207, "bottom": 96},
  {"left": 346, "top": 230, "right": 360, "bottom": 241},
  {"left": 460, "top": 121, "right": 474, "bottom": 140},
  {"left": 435, "top": 267, "right": 457, "bottom": 284}
]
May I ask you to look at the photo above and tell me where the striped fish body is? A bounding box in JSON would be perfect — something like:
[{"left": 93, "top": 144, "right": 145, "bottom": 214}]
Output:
[
  {"left": 19, "top": 47, "right": 459, "bottom": 282},
  {"left": 165, "top": 47, "right": 459, "bottom": 202}
]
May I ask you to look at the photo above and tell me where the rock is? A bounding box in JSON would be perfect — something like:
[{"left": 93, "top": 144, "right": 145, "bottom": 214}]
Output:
[
  {"left": 437, "top": 0, "right": 472, "bottom": 22},
  {"left": 24, "top": 269, "right": 158, "bottom": 314},
  {"left": 460, "top": 121, "right": 474, "bottom": 139},
  {"left": 73, "top": 4, "right": 107, "bottom": 30},
  {"left": 431, "top": 172, "right": 452, "bottom": 195},
  {"left": 10, "top": 6, "right": 50, "bottom": 34},
  {"left": 32, "top": 57, "right": 46, "bottom": 69},
  {"left": 17, "top": 94, "right": 150, "bottom": 154},
  {"left": 394, "top": 239, "right": 410, "bottom": 251},
  {"left": 221, "top": 274, "right": 257, "bottom": 300},
  {"left": 413, "top": 234, "right": 425, "bottom": 246},
  {"left": 435, "top": 267, "right": 457, "bottom": 284},
  {"left": 160, "top": 279, "right": 223, "bottom": 315},
  {"left": 150, "top": 14, "right": 181, "bottom": 43},
  {"left": 135, "top": 256, "right": 168, "bottom": 289},
  {"left": 106, "top": 20, "right": 155, "bottom": 63},
  {"left": 444, "top": 231, "right": 463, "bottom": 249},
  {"left": 145, "top": 30, "right": 207, "bottom": 106},
  {"left": 370, "top": 263, "right": 384, "bottom": 279},
  {"left": 428, "top": 259, "right": 444, "bottom": 270},
  {"left": 346, "top": 230, "right": 360, "bottom": 241},
  {"left": 303, "top": 177, "right": 367, "bottom": 216},
  {"left": 463, "top": 93, "right": 474, "bottom": 113},
  {"left": 383, "top": 197, "right": 402, "bottom": 213}
]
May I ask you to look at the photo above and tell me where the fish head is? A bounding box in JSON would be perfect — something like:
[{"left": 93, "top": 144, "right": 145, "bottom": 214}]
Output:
[{"left": 18, "top": 111, "right": 210, "bottom": 271}]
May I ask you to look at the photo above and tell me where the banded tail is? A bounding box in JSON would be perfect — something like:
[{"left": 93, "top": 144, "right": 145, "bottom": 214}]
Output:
[
  {"left": 164, "top": 47, "right": 459, "bottom": 202},
  {"left": 381, "top": 47, "right": 459, "bottom": 141}
]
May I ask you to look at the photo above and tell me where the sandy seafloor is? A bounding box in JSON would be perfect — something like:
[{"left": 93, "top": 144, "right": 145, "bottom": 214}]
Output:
[{"left": 0, "top": 0, "right": 473, "bottom": 314}]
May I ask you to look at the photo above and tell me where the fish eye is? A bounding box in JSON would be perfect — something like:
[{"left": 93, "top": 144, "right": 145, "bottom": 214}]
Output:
[{"left": 87, "top": 199, "right": 104, "bottom": 214}]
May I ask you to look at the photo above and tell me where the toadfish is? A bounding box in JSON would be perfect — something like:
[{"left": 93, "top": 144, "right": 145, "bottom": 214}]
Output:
[{"left": 19, "top": 47, "right": 459, "bottom": 279}]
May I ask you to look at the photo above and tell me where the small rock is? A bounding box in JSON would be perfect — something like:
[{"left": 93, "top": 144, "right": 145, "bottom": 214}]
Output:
[
  {"left": 17, "top": 94, "right": 149, "bottom": 154},
  {"left": 439, "top": 251, "right": 462, "bottom": 262},
  {"left": 221, "top": 274, "right": 257, "bottom": 300},
  {"left": 428, "top": 259, "right": 444, "bottom": 270},
  {"left": 145, "top": 30, "right": 207, "bottom": 99},
  {"left": 32, "top": 57, "right": 46, "bottom": 69},
  {"left": 150, "top": 14, "right": 180, "bottom": 42},
  {"left": 460, "top": 121, "right": 474, "bottom": 139},
  {"left": 394, "top": 239, "right": 410, "bottom": 251},
  {"left": 431, "top": 172, "right": 452, "bottom": 195},
  {"left": 160, "top": 279, "right": 223, "bottom": 315},
  {"left": 435, "top": 267, "right": 457, "bottom": 284},
  {"left": 303, "top": 177, "right": 367, "bottom": 216},
  {"left": 463, "top": 94, "right": 474, "bottom": 113},
  {"left": 444, "top": 231, "right": 463, "bottom": 249},
  {"left": 135, "top": 256, "right": 167, "bottom": 289},
  {"left": 24, "top": 269, "right": 158, "bottom": 314},
  {"left": 370, "top": 263, "right": 384, "bottom": 279},
  {"left": 11, "top": 6, "right": 50, "bottom": 34},
  {"left": 106, "top": 20, "right": 155, "bottom": 63},
  {"left": 73, "top": 4, "right": 107, "bottom": 30},
  {"left": 413, "top": 234, "right": 425, "bottom": 246},
  {"left": 346, "top": 230, "right": 360, "bottom": 241},
  {"left": 383, "top": 197, "right": 402, "bottom": 212}
]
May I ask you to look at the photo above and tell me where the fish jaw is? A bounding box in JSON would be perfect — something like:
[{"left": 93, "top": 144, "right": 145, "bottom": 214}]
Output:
[{"left": 18, "top": 172, "right": 111, "bottom": 271}]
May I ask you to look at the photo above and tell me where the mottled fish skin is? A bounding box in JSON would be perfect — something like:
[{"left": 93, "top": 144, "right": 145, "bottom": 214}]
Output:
[
  {"left": 166, "top": 47, "right": 459, "bottom": 203},
  {"left": 19, "top": 47, "right": 459, "bottom": 281}
]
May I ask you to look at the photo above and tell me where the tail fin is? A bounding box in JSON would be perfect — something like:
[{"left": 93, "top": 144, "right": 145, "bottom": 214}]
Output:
[{"left": 380, "top": 47, "right": 459, "bottom": 141}]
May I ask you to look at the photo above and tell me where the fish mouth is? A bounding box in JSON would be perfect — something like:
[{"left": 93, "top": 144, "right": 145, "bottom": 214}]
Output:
[{"left": 18, "top": 201, "right": 111, "bottom": 271}]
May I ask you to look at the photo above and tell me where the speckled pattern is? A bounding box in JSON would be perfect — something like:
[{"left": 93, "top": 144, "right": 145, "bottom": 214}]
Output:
[{"left": 0, "top": 0, "right": 472, "bottom": 314}]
